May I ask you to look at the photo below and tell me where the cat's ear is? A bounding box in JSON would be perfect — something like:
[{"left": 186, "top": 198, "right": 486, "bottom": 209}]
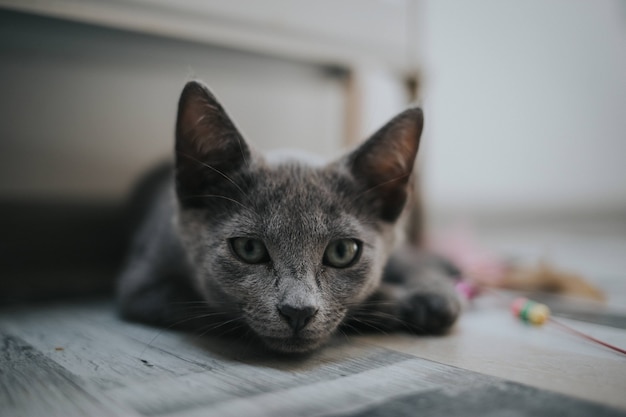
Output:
[
  {"left": 346, "top": 108, "right": 423, "bottom": 222},
  {"left": 175, "top": 81, "right": 250, "bottom": 206}
]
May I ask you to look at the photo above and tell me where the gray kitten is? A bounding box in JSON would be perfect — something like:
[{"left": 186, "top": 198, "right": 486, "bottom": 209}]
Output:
[{"left": 117, "top": 81, "right": 461, "bottom": 354}]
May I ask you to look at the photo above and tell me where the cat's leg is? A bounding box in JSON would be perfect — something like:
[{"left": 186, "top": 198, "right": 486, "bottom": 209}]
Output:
[
  {"left": 116, "top": 204, "right": 204, "bottom": 329},
  {"left": 117, "top": 257, "right": 199, "bottom": 327},
  {"left": 345, "top": 248, "right": 462, "bottom": 334}
]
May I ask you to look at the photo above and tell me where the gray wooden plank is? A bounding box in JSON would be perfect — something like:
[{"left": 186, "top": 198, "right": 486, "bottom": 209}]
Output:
[
  {"left": 4, "top": 297, "right": 624, "bottom": 417},
  {"left": 0, "top": 301, "right": 421, "bottom": 417},
  {"left": 331, "top": 379, "right": 626, "bottom": 417},
  {"left": 104, "top": 341, "right": 415, "bottom": 416},
  {"left": 0, "top": 333, "right": 138, "bottom": 417},
  {"left": 0, "top": 303, "right": 215, "bottom": 391},
  {"left": 163, "top": 358, "right": 497, "bottom": 417}
]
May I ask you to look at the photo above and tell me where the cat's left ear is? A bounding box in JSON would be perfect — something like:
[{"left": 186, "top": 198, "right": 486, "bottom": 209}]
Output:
[
  {"left": 346, "top": 108, "right": 423, "bottom": 222},
  {"left": 175, "top": 81, "right": 251, "bottom": 207}
]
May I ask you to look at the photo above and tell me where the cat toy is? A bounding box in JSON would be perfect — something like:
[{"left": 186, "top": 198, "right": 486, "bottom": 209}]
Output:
[
  {"left": 435, "top": 227, "right": 624, "bottom": 356},
  {"left": 510, "top": 297, "right": 550, "bottom": 325},
  {"left": 456, "top": 280, "right": 626, "bottom": 357}
]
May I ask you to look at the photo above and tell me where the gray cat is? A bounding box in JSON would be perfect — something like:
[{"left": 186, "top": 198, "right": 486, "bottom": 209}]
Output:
[{"left": 117, "top": 81, "right": 461, "bottom": 354}]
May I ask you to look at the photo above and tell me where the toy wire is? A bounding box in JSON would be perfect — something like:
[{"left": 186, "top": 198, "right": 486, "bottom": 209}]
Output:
[{"left": 548, "top": 317, "right": 626, "bottom": 356}]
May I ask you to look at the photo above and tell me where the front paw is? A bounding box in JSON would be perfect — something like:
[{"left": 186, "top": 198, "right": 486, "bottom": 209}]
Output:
[{"left": 401, "top": 292, "right": 461, "bottom": 334}]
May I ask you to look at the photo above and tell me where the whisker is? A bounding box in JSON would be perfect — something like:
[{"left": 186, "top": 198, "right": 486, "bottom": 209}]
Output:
[
  {"left": 349, "top": 171, "right": 411, "bottom": 204},
  {"left": 177, "top": 151, "right": 251, "bottom": 203},
  {"left": 339, "top": 322, "right": 362, "bottom": 336},
  {"left": 139, "top": 329, "right": 166, "bottom": 358},
  {"left": 182, "top": 194, "right": 254, "bottom": 213},
  {"left": 336, "top": 327, "right": 353, "bottom": 343},
  {"left": 347, "top": 301, "right": 401, "bottom": 309},
  {"left": 197, "top": 317, "right": 244, "bottom": 338},
  {"left": 170, "top": 311, "right": 237, "bottom": 325},
  {"left": 355, "top": 311, "right": 415, "bottom": 327},
  {"left": 138, "top": 310, "right": 240, "bottom": 356},
  {"left": 167, "top": 301, "right": 212, "bottom": 306},
  {"left": 346, "top": 316, "right": 389, "bottom": 335},
  {"left": 214, "top": 322, "right": 247, "bottom": 338},
  {"left": 235, "top": 135, "right": 250, "bottom": 169},
  {"left": 143, "top": 313, "right": 227, "bottom": 350}
]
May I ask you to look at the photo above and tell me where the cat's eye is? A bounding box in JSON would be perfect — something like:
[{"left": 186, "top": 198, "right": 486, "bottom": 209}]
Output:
[
  {"left": 229, "top": 237, "right": 270, "bottom": 264},
  {"left": 323, "top": 238, "right": 361, "bottom": 268}
]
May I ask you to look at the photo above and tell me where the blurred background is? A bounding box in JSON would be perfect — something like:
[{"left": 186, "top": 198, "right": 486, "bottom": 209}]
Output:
[{"left": 0, "top": 0, "right": 625, "bottom": 303}]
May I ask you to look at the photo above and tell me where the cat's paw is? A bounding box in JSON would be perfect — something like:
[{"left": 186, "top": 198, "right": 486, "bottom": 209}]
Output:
[{"left": 401, "top": 292, "right": 461, "bottom": 334}]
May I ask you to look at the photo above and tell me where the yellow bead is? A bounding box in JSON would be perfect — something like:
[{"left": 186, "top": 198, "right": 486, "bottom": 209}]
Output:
[{"left": 527, "top": 303, "right": 550, "bottom": 325}]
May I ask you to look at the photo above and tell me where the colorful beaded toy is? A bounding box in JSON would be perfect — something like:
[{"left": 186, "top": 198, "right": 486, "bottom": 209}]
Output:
[
  {"left": 510, "top": 297, "right": 551, "bottom": 326},
  {"left": 456, "top": 280, "right": 626, "bottom": 356}
]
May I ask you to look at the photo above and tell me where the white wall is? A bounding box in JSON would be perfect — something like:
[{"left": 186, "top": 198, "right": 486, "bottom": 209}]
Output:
[
  {"left": 419, "top": 0, "right": 626, "bottom": 217},
  {"left": 5, "top": 1, "right": 624, "bottom": 218},
  {"left": 0, "top": 11, "right": 345, "bottom": 201}
]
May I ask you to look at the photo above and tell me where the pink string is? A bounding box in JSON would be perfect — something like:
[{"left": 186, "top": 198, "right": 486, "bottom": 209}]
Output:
[{"left": 548, "top": 318, "right": 626, "bottom": 357}]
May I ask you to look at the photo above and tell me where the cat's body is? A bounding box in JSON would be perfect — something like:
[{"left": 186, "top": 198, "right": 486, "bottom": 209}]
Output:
[{"left": 117, "top": 81, "right": 461, "bottom": 353}]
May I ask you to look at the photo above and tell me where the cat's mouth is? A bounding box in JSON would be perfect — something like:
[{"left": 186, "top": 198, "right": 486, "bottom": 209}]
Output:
[{"left": 260, "top": 334, "right": 326, "bottom": 353}]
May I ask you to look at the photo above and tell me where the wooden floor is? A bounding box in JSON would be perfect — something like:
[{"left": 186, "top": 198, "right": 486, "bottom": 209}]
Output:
[{"left": 2, "top": 220, "right": 626, "bottom": 417}]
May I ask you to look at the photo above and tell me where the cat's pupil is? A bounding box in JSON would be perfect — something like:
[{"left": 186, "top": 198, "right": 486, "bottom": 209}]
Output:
[
  {"left": 335, "top": 242, "right": 347, "bottom": 259},
  {"left": 244, "top": 239, "right": 255, "bottom": 254}
]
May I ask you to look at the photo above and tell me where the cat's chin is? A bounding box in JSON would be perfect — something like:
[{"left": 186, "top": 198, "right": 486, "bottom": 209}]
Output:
[{"left": 260, "top": 335, "right": 327, "bottom": 354}]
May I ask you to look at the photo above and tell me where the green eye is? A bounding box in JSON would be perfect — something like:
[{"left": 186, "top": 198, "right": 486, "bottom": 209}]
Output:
[
  {"left": 230, "top": 238, "right": 270, "bottom": 264},
  {"left": 323, "top": 239, "right": 361, "bottom": 268}
]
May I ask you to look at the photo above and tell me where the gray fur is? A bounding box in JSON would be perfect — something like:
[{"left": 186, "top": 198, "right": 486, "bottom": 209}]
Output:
[{"left": 117, "top": 81, "right": 460, "bottom": 353}]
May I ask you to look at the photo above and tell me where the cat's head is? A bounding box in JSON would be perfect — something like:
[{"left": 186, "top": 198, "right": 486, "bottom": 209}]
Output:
[{"left": 174, "top": 81, "right": 422, "bottom": 353}]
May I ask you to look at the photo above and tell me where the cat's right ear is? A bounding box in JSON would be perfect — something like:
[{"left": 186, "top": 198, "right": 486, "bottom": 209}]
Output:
[
  {"left": 345, "top": 108, "right": 423, "bottom": 222},
  {"left": 175, "top": 81, "right": 250, "bottom": 206}
]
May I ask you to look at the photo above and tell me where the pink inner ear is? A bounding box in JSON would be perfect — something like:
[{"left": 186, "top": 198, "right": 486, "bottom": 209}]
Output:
[
  {"left": 180, "top": 96, "right": 208, "bottom": 135},
  {"left": 348, "top": 108, "right": 422, "bottom": 222},
  {"left": 362, "top": 112, "right": 422, "bottom": 186},
  {"left": 377, "top": 132, "right": 416, "bottom": 182},
  {"left": 176, "top": 82, "right": 243, "bottom": 161},
  {"left": 178, "top": 97, "right": 218, "bottom": 156}
]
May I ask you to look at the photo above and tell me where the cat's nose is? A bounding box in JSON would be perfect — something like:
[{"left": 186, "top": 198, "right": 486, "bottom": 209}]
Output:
[{"left": 277, "top": 304, "right": 318, "bottom": 333}]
